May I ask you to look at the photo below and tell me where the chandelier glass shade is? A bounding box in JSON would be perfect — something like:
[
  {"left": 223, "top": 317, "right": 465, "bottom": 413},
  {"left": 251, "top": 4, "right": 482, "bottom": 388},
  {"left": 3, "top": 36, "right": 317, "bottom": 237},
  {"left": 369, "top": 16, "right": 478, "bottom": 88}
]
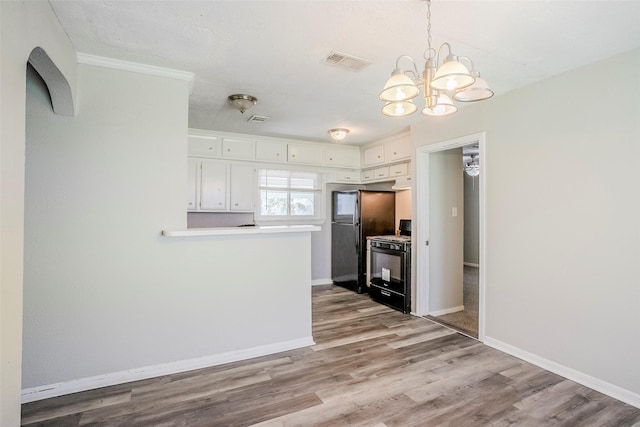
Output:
[
  {"left": 379, "top": 0, "right": 492, "bottom": 118},
  {"left": 382, "top": 100, "right": 418, "bottom": 117},
  {"left": 422, "top": 93, "right": 457, "bottom": 117}
]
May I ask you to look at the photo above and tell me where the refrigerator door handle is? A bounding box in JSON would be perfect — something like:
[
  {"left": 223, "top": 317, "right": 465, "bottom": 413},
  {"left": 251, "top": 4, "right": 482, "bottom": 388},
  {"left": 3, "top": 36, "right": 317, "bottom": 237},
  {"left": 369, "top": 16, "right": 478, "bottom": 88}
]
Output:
[
  {"left": 354, "top": 198, "right": 360, "bottom": 226},
  {"left": 355, "top": 225, "right": 360, "bottom": 252}
]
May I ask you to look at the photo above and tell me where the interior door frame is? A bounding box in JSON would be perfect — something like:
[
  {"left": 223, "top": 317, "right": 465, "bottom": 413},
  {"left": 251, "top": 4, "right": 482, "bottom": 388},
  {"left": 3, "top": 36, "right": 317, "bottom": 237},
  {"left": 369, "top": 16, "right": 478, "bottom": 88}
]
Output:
[{"left": 415, "top": 131, "right": 487, "bottom": 341}]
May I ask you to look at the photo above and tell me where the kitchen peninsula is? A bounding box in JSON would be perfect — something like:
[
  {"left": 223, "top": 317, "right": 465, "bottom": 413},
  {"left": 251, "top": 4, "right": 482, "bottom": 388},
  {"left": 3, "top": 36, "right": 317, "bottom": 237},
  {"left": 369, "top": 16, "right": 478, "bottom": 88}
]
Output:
[{"left": 159, "top": 225, "right": 320, "bottom": 368}]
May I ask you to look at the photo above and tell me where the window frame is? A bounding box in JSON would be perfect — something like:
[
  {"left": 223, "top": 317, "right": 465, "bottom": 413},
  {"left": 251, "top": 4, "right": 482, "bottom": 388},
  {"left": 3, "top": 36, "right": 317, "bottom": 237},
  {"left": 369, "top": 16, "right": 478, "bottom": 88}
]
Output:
[{"left": 255, "top": 169, "right": 324, "bottom": 224}]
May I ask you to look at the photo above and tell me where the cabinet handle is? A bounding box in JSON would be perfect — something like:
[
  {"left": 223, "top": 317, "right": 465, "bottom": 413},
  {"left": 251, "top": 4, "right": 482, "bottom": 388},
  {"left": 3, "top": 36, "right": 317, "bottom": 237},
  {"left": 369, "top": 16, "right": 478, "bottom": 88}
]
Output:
[
  {"left": 292, "top": 154, "right": 296, "bottom": 158},
  {"left": 378, "top": 173, "right": 384, "bottom": 177},
  {"left": 227, "top": 148, "right": 231, "bottom": 152},
  {"left": 235, "top": 203, "right": 238, "bottom": 206}
]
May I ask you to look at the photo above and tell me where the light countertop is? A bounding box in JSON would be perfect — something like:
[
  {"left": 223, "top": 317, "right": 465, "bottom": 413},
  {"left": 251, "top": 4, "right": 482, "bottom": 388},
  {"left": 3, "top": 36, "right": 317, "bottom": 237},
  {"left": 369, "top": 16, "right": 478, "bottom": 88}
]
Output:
[{"left": 162, "top": 225, "right": 321, "bottom": 237}]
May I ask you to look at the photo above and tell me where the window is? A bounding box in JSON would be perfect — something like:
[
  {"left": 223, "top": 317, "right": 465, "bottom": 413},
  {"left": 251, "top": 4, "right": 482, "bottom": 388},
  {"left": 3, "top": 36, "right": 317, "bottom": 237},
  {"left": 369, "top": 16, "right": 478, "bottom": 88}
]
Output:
[{"left": 258, "top": 169, "right": 322, "bottom": 219}]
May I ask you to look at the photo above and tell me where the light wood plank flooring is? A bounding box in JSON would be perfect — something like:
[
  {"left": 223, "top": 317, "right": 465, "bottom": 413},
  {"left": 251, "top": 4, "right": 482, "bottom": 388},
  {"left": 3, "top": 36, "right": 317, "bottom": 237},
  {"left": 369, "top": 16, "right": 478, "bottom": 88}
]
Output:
[{"left": 22, "top": 285, "right": 640, "bottom": 426}]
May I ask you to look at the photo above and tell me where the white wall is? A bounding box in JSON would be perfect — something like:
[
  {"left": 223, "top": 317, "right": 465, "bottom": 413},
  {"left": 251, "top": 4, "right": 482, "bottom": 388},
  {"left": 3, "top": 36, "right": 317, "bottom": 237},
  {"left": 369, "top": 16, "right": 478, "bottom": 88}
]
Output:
[
  {"left": 1, "top": 1, "right": 77, "bottom": 424},
  {"left": 23, "top": 62, "right": 312, "bottom": 393},
  {"left": 411, "top": 49, "right": 640, "bottom": 399},
  {"left": 464, "top": 172, "right": 480, "bottom": 264},
  {"left": 427, "top": 149, "right": 464, "bottom": 313}
]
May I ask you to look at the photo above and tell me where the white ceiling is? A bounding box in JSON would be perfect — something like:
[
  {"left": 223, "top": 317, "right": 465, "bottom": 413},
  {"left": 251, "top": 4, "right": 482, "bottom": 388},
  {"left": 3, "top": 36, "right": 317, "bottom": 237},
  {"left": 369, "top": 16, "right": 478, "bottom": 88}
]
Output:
[{"left": 49, "top": 0, "right": 640, "bottom": 145}]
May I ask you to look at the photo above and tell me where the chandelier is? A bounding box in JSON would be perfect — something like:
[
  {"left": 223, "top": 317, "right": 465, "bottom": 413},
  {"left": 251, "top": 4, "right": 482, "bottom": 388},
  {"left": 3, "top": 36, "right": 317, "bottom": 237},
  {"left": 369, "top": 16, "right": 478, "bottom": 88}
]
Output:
[{"left": 379, "top": 0, "right": 493, "bottom": 118}]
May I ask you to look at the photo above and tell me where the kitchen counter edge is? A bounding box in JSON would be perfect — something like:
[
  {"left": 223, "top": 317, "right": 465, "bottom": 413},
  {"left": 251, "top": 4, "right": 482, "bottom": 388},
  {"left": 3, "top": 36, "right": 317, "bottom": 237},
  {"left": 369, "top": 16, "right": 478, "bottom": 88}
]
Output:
[{"left": 162, "top": 225, "right": 321, "bottom": 237}]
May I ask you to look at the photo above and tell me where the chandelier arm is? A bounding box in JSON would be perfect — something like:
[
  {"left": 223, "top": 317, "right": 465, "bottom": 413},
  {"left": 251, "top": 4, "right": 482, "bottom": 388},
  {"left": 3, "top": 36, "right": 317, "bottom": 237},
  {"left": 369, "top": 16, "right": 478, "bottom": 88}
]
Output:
[
  {"left": 457, "top": 56, "right": 475, "bottom": 72},
  {"left": 436, "top": 42, "right": 452, "bottom": 66},
  {"left": 395, "top": 55, "right": 420, "bottom": 80}
]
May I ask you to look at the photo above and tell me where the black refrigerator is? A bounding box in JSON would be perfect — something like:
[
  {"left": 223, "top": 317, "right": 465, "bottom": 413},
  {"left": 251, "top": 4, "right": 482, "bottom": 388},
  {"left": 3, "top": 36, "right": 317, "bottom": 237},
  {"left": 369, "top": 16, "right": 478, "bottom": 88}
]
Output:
[{"left": 331, "top": 190, "right": 395, "bottom": 293}]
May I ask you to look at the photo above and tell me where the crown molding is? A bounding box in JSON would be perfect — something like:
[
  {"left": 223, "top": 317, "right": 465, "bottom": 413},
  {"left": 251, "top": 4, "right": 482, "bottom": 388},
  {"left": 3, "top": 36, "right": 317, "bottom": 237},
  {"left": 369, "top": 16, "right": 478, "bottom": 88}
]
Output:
[{"left": 76, "top": 53, "right": 195, "bottom": 93}]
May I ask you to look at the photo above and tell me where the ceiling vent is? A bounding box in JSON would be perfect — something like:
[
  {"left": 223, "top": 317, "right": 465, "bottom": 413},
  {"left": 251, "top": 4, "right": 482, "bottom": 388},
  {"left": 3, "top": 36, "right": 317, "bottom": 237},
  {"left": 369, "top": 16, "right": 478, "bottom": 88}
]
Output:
[
  {"left": 324, "top": 51, "right": 372, "bottom": 72},
  {"left": 247, "top": 115, "right": 270, "bottom": 123}
]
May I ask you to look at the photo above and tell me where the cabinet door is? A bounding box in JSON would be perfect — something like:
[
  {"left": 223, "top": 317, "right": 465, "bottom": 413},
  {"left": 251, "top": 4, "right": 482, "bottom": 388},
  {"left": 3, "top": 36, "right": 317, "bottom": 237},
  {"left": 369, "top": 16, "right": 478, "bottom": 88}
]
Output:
[
  {"left": 222, "top": 137, "right": 255, "bottom": 160},
  {"left": 336, "top": 170, "right": 360, "bottom": 183},
  {"left": 386, "top": 138, "right": 411, "bottom": 162},
  {"left": 364, "top": 145, "right": 384, "bottom": 166},
  {"left": 389, "top": 162, "right": 408, "bottom": 177},
  {"left": 374, "top": 166, "right": 390, "bottom": 180},
  {"left": 361, "top": 169, "right": 374, "bottom": 181},
  {"left": 326, "top": 148, "right": 360, "bottom": 168},
  {"left": 256, "top": 141, "right": 286, "bottom": 162},
  {"left": 288, "top": 144, "right": 324, "bottom": 165},
  {"left": 200, "top": 161, "right": 227, "bottom": 210},
  {"left": 230, "top": 164, "right": 256, "bottom": 211},
  {"left": 189, "top": 135, "right": 221, "bottom": 157},
  {"left": 187, "top": 158, "right": 198, "bottom": 210}
]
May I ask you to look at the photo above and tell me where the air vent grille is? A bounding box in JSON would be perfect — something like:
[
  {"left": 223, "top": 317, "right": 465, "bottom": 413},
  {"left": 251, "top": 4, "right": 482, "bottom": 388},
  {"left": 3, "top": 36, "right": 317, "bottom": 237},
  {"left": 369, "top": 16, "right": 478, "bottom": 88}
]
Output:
[
  {"left": 324, "top": 51, "right": 372, "bottom": 72},
  {"left": 247, "top": 115, "right": 270, "bottom": 123}
]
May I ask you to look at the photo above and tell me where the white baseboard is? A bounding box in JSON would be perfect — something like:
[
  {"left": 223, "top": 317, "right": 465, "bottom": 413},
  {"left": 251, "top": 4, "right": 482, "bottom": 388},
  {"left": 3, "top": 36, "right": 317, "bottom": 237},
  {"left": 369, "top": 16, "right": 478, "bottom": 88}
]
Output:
[
  {"left": 312, "top": 278, "right": 332, "bottom": 286},
  {"left": 429, "top": 305, "right": 464, "bottom": 317},
  {"left": 463, "top": 262, "right": 479, "bottom": 268},
  {"left": 483, "top": 336, "right": 640, "bottom": 409},
  {"left": 21, "top": 336, "right": 315, "bottom": 404}
]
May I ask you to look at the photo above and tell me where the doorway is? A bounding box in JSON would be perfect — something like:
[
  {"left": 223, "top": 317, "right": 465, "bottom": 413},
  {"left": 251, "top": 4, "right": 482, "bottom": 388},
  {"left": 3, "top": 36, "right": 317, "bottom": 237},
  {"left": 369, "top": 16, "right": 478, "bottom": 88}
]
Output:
[{"left": 415, "top": 132, "right": 486, "bottom": 340}]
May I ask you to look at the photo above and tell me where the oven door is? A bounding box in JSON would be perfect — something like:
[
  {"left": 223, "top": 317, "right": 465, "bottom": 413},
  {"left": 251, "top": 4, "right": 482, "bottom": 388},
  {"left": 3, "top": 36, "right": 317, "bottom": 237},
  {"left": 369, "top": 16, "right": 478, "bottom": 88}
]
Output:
[{"left": 369, "top": 244, "right": 407, "bottom": 294}]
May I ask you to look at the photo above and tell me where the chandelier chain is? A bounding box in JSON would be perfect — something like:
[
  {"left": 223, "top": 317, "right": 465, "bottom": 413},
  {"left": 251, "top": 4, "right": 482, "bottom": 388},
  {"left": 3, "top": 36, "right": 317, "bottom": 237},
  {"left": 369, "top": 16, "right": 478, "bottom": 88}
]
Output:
[{"left": 426, "top": 0, "right": 433, "bottom": 60}]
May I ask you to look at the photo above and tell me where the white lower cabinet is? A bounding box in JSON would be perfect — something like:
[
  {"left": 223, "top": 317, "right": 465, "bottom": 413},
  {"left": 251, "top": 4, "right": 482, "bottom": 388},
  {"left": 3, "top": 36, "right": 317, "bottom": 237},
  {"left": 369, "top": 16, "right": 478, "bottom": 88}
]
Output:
[
  {"left": 200, "top": 160, "right": 228, "bottom": 210},
  {"left": 230, "top": 164, "right": 256, "bottom": 211}
]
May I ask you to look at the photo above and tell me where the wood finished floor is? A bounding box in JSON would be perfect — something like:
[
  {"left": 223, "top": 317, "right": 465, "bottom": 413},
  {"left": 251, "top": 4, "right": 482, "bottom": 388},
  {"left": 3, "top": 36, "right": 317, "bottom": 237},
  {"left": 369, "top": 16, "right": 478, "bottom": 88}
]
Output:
[{"left": 22, "top": 285, "right": 640, "bottom": 427}]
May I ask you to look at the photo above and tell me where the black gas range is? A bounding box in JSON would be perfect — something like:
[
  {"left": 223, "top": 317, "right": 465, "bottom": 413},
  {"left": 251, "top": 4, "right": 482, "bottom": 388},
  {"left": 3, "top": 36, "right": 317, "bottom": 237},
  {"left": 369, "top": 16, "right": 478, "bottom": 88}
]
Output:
[{"left": 367, "top": 220, "right": 412, "bottom": 313}]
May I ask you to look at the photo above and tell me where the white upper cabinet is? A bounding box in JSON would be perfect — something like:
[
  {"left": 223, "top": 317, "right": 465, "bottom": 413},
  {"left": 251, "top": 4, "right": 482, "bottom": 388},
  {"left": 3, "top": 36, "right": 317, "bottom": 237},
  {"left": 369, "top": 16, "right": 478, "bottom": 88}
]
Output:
[
  {"left": 325, "top": 147, "right": 360, "bottom": 168},
  {"left": 389, "top": 163, "right": 408, "bottom": 177},
  {"left": 229, "top": 164, "right": 256, "bottom": 211},
  {"left": 363, "top": 145, "right": 385, "bottom": 166},
  {"left": 386, "top": 137, "right": 411, "bottom": 162},
  {"left": 187, "top": 158, "right": 198, "bottom": 210},
  {"left": 256, "top": 141, "right": 287, "bottom": 163},
  {"left": 288, "top": 144, "right": 324, "bottom": 165},
  {"left": 200, "top": 160, "right": 227, "bottom": 210},
  {"left": 189, "top": 134, "right": 221, "bottom": 157},
  {"left": 222, "top": 137, "right": 255, "bottom": 160}
]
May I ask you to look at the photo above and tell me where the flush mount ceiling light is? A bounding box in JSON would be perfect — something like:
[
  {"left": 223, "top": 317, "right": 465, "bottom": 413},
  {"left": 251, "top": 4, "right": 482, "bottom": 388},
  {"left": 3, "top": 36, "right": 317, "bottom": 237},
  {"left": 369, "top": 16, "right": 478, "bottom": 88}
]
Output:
[
  {"left": 464, "top": 154, "right": 480, "bottom": 177},
  {"left": 328, "top": 128, "right": 350, "bottom": 142},
  {"left": 379, "top": 0, "right": 493, "bottom": 118},
  {"left": 227, "top": 94, "right": 257, "bottom": 114}
]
